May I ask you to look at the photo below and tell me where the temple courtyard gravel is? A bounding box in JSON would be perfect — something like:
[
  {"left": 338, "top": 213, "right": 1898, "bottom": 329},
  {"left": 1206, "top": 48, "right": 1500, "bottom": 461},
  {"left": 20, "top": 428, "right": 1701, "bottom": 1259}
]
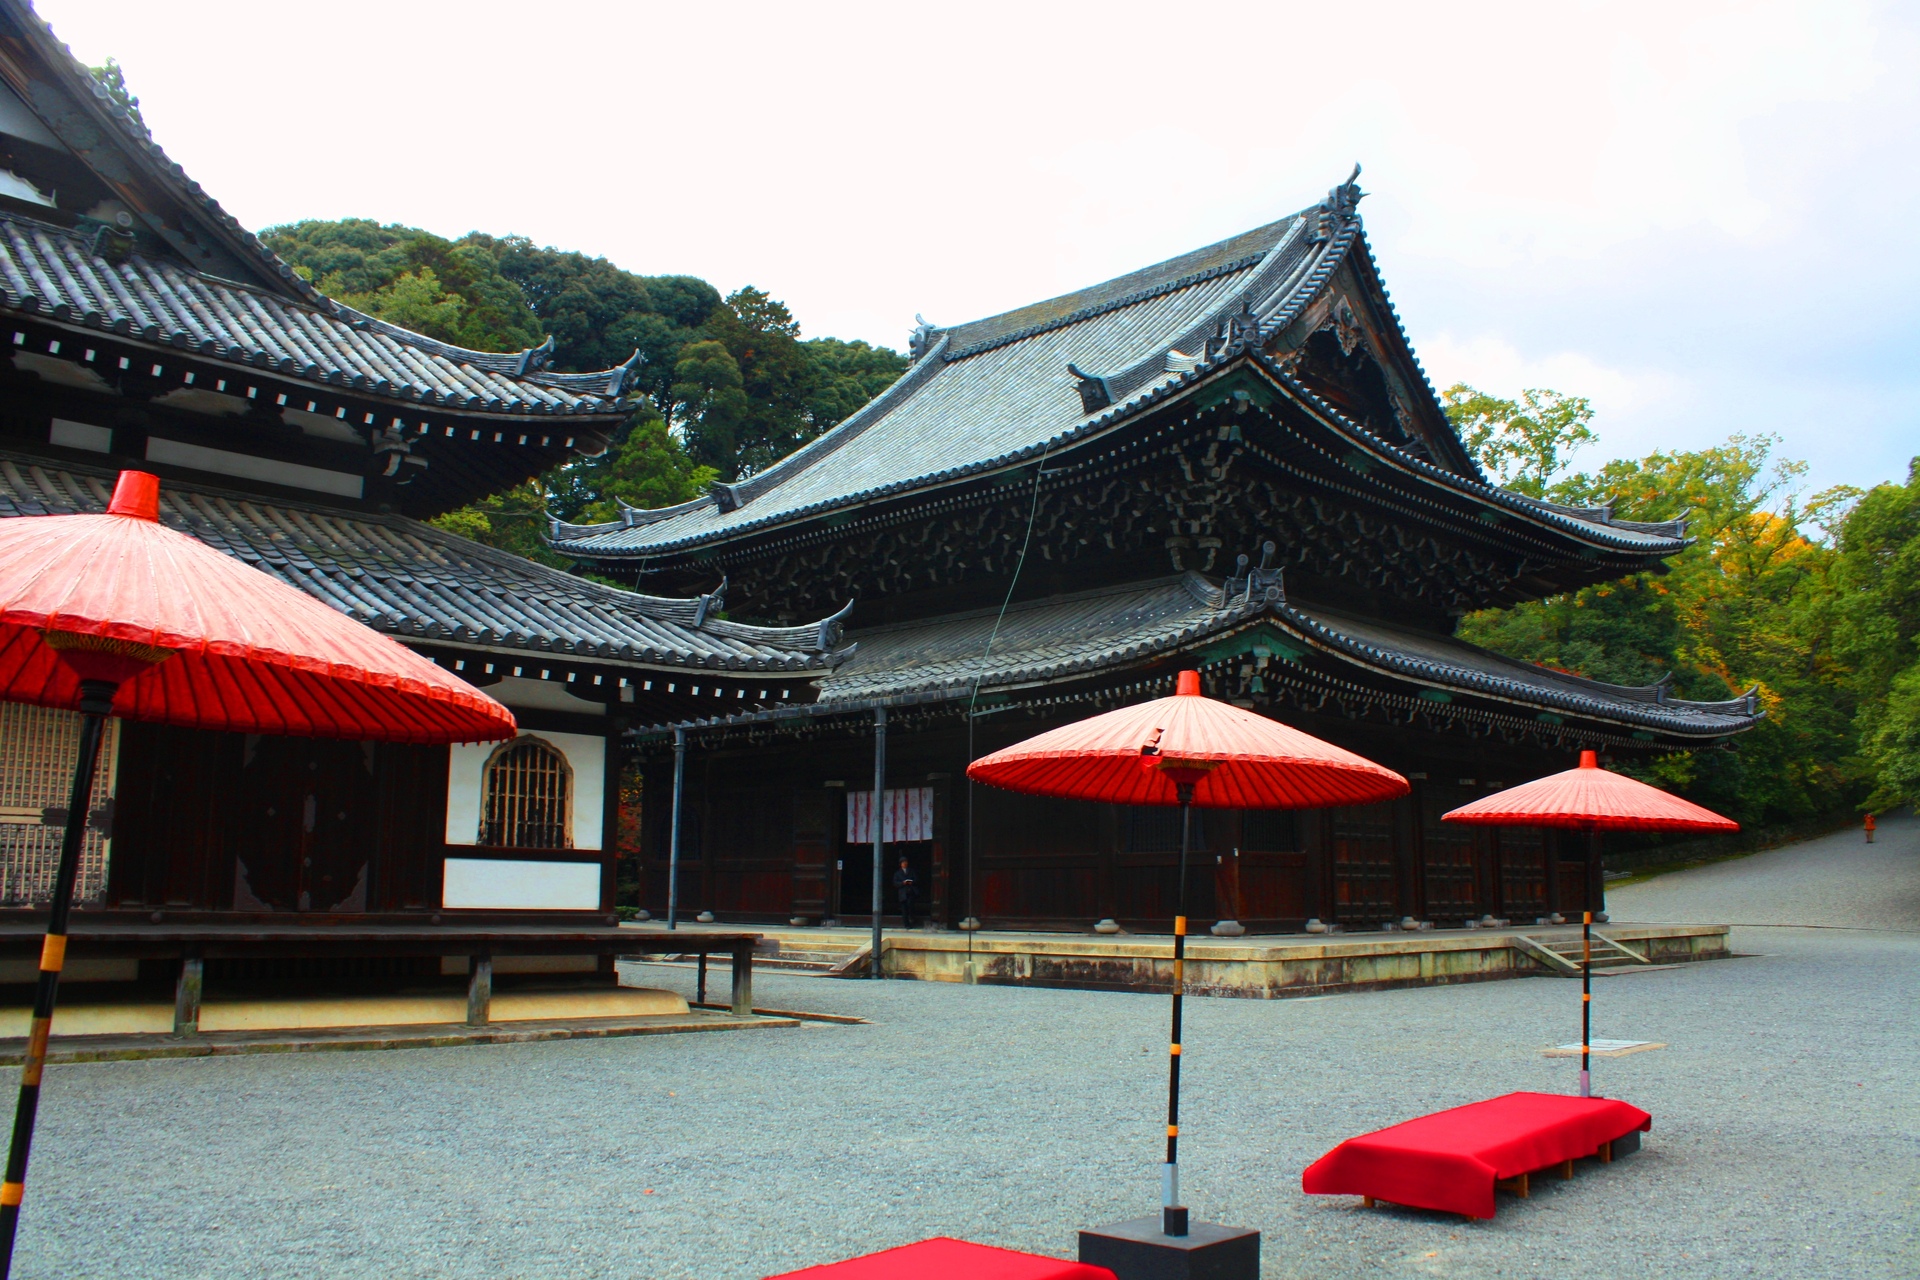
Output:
[{"left": 8, "top": 816, "right": 1916, "bottom": 1279}]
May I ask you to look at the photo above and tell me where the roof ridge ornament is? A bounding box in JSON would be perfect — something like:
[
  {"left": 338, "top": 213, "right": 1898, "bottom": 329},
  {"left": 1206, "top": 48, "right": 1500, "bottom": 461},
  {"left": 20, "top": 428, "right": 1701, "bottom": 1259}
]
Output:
[
  {"left": 1225, "top": 540, "right": 1285, "bottom": 607},
  {"left": 692, "top": 577, "right": 727, "bottom": 628},
  {"left": 817, "top": 599, "right": 855, "bottom": 651},
  {"left": 605, "top": 349, "right": 644, "bottom": 397},
  {"left": 512, "top": 335, "right": 556, "bottom": 377},
  {"left": 908, "top": 314, "right": 939, "bottom": 362},
  {"left": 1313, "top": 163, "right": 1365, "bottom": 244},
  {"left": 1066, "top": 362, "right": 1113, "bottom": 414}
]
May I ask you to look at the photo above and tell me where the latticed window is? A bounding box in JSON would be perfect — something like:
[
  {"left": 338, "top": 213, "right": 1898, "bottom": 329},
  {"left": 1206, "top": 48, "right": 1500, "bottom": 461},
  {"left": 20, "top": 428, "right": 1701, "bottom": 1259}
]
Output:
[
  {"left": 480, "top": 737, "right": 571, "bottom": 849},
  {"left": 0, "top": 703, "right": 118, "bottom": 906}
]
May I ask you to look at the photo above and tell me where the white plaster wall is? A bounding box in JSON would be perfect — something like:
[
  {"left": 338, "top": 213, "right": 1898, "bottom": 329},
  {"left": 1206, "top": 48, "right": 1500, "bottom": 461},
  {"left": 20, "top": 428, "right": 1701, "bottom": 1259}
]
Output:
[
  {"left": 444, "top": 731, "right": 605, "bottom": 850},
  {"left": 442, "top": 858, "right": 601, "bottom": 911}
]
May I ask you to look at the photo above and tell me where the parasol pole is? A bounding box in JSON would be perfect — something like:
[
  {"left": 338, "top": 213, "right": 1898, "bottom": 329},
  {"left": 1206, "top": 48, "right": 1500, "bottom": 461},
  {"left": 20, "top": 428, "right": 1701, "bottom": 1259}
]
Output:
[
  {"left": 0, "top": 678, "right": 115, "bottom": 1276},
  {"left": 1162, "top": 780, "right": 1194, "bottom": 1237},
  {"left": 1580, "top": 823, "right": 1596, "bottom": 1098}
]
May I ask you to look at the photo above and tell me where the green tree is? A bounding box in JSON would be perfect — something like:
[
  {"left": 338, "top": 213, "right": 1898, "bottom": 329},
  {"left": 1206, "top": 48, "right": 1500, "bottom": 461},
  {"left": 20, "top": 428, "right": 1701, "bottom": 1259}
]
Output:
[
  {"left": 88, "top": 58, "right": 148, "bottom": 136},
  {"left": 807, "top": 336, "right": 910, "bottom": 433},
  {"left": 1453, "top": 410, "right": 1863, "bottom": 827},
  {"left": 427, "top": 481, "right": 569, "bottom": 568},
  {"left": 671, "top": 338, "right": 751, "bottom": 475},
  {"left": 1443, "top": 384, "right": 1596, "bottom": 497},
  {"left": 1829, "top": 459, "right": 1920, "bottom": 810},
  {"left": 262, "top": 220, "right": 542, "bottom": 352},
  {"left": 466, "top": 234, "right": 721, "bottom": 385}
]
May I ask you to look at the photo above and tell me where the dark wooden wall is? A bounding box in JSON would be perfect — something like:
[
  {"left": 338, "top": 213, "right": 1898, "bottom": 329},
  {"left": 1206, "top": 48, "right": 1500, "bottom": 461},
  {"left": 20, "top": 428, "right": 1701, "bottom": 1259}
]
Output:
[
  {"left": 640, "top": 712, "right": 1591, "bottom": 930},
  {"left": 105, "top": 721, "right": 538, "bottom": 917}
]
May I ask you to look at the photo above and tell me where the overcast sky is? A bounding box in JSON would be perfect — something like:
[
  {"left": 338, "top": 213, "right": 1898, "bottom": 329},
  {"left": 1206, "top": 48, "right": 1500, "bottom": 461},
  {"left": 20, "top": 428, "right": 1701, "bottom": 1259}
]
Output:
[{"left": 36, "top": 0, "right": 1920, "bottom": 499}]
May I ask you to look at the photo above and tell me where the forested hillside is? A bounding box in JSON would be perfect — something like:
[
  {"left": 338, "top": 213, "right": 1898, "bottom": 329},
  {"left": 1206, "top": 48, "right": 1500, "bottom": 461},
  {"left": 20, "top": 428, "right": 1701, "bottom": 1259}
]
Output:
[
  {"left": 261, "top": 219, "right": 908, "bottom": 560},
  {"left": 1445, "top": 386, "right": 1920, "bottom": 826}
]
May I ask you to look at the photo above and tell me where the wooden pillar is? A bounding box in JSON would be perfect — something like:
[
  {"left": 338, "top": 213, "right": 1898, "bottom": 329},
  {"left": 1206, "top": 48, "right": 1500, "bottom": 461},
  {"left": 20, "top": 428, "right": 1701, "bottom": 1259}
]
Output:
[
  {"left": 1544, "top": 831, "right": 1563, "bottom": 916},
  {"left": 601, "top": 719, "right": 624, "bottom": 916},
  {"left": 172, "top": 954, "right": 202, "bottom": 1035},
  {"left": 465, "top": 952, "right": 492, "bottom": 1026},
  {"left": 730, "top": 941, "right": 753, "bottom": 1016}
]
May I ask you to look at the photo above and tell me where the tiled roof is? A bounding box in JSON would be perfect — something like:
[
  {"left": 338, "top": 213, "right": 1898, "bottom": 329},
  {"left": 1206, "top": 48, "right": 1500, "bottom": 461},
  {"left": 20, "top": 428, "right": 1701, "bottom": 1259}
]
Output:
[
  {"left": 552, "top": 183, "right": 1683, "bottom": 560},
  {"left": 806, "top": 574, "right": 1757, "bottom": 737},
  {"left": 4, "top": 0, "right": 327, "bottom": 306},
  {"left": 0, "top": 214, "right": 636, "bottom": 419},
  {"left": 0, "top": 451, "right": 846, "bottom": 674}
]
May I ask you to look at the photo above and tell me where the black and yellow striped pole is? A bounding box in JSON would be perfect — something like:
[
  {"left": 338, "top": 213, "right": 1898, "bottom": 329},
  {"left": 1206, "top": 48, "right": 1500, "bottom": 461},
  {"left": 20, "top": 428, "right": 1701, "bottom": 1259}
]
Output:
[
  {"left": 1162, "top": 779, "right": 1197, "bottom": 1238},
  {"left": 1579, "top": 823, "right": 1598, "bottom": 1099},
  {"left": 1580, "top": 909, "right": 1592, "bottom": 1097},
  {"left": 0, "top": 678, "right": 116, "bottom": 1277}
]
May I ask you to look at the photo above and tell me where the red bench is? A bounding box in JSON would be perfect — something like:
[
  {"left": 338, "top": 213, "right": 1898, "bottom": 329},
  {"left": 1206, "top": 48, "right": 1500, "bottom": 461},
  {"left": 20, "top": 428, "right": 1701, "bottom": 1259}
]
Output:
[
  {"left": 764, "top": 1237, "right": 1117, "bottom": 1279},
  {"left": 1302, "top": 1091, "right": 1651, "bottom": 1219}
]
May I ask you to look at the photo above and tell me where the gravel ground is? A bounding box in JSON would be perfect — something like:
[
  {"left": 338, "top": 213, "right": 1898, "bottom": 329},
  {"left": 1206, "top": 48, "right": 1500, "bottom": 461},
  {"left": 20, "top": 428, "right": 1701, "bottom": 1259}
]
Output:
[{"left": 8, "top": 837, "right": 1917, "bottom": 1279}]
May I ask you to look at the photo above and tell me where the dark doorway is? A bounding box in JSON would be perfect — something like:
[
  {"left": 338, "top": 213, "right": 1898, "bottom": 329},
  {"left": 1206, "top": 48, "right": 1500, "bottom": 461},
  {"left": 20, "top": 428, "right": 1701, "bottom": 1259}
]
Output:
[
  {"left": 1419, "top": 784, "right": 1480, "bottom": 920},
  {"left": 234, "top": 737, "right": 374, "bottom": 912},
  {"left": 1331, "top": 805, "right": 1397, "bottom": 924},
  {"left": 840, "top": 840, "right": 933, "bottom": 920},
  {"left": 1497, "top": 829, "right": 1548, "bottom": 918}
]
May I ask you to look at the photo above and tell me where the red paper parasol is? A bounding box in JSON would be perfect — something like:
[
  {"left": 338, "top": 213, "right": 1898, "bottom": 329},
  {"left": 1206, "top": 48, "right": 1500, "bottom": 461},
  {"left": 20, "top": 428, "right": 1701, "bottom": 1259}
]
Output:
[
  {"left": 965, "top": 673, "right": 1407, "bottom": 809},
  {"left": 968, "top": 670, "right": 1406, "bottom": 1239},
  {"left": 0, "top": 473, "right": 513, "bottom": 743},
  {"left": 1443, "top": 749, "right": 1736, "bottom": 1098},
  {"left": 0, "top": 472, "right": 514, "bottom": 1273},
  {"left": 1441, "top": 749, "right": 1738, "bottom": 832}
]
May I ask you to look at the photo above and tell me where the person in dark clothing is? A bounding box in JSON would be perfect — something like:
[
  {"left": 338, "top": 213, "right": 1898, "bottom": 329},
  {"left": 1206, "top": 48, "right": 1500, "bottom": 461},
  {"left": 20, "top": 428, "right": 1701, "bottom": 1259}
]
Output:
[{"left": 892, "top": 856, "right": 919, "bottom": 929}]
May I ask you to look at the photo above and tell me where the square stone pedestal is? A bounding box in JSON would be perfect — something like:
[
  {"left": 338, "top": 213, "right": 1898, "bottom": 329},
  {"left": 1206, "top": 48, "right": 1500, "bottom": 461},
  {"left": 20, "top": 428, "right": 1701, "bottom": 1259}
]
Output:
[{"left": 1078, "top": 1216, "right": 1259, "bottom": 1280}]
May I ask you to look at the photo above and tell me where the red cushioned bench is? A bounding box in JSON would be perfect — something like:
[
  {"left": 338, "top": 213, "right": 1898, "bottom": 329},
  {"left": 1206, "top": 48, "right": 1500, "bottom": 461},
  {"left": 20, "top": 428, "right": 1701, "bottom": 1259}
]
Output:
[
  {"left": 764, "top": 1237, "right": 1118, "bottom": 1279},
  {"left": 1302, "top": 1091, "right": 1651, "bottom": 1219}
]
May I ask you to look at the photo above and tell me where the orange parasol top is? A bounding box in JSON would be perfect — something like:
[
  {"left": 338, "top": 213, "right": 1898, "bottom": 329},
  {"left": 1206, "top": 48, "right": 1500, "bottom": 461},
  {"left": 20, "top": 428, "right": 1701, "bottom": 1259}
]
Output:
[
  {"left": 0, "top": 471, "right": 515, "bottom": 744},
  {"left": 1442, "top": 750, "right": 1737, "bottom": 832},
  {"left": 967, "top": 670, "right": 1408, "bottom": 808}
]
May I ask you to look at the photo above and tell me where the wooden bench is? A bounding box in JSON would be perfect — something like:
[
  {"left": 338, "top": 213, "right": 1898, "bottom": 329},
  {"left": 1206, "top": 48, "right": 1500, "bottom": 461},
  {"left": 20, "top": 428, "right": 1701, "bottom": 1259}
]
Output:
[
  {"left": 1303, "top": 1091, "right": 1651, "bottom": 1218},
  {"left": 0, "top": 921, "right": 759, "bottom": 1030}
]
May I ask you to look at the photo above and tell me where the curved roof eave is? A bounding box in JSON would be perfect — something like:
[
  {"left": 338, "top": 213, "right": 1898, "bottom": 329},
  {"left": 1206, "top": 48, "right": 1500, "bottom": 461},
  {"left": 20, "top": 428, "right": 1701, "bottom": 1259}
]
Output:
[{"left": 551, "top": 347, "right": 1686, "bottom": 561}]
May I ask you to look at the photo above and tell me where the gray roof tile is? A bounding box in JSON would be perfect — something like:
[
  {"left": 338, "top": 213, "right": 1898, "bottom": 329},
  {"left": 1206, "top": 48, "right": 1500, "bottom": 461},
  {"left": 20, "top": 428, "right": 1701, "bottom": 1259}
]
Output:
[
  {"left": 0, "top": 214, "right": 632, "bottom": 420},
  {"left": 811, "top": 573, "right": 1758, "bottom": 736},
  {"left": 0, "top": 451, "right": 847, "bottom": 674},
  {"left": 554, "top": 190, "right": 1681, "bottom": 561}
]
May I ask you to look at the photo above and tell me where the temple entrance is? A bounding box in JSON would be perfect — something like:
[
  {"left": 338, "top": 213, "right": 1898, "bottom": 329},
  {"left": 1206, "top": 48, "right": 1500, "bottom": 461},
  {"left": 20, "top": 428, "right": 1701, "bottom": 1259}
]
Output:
[
  {"left": 839, "top": 840, "right": 933, "bottom": 921},
  {"left": 1419, "top": 785, "right": 1479, "bottom": 921},
  {"left": 1496, "top": 829, "right": 1548, "bottom": 919},
  {"left": 234, "top": 737, "right": 374, "bottom": 912},
  {"left": 1331, "top": 806, "right": 1397, "bottom": 925}
]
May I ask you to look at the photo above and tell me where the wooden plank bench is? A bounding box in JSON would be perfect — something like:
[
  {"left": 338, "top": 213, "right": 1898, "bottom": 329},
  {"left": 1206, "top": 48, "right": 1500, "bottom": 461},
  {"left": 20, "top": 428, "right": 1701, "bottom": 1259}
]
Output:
[
  {"left": 0, "top": 921, "right": 760, "bottom": 1030},
  {"left": 1303, "top": 1091, "right": 1651, "bottom": 1219}
]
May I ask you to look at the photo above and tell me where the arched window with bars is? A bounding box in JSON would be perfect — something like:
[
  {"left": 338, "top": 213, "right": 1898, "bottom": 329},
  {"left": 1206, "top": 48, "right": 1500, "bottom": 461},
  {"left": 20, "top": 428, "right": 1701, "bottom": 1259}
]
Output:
[{"left": 479, "top": 737, "right": 572, "bottom": 849}]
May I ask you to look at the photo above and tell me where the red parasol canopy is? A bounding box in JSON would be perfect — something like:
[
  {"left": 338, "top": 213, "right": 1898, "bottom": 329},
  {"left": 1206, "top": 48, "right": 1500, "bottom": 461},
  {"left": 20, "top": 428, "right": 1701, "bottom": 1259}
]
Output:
[
  {"left": 1441, "top": 750, "right": 1737, "bottom": 832},
  {"left": 966, "top": 670, "right": 1408, "bottom": 808},
  {"left": 0, "top": 471, "right": 514, "bottom": 743}
]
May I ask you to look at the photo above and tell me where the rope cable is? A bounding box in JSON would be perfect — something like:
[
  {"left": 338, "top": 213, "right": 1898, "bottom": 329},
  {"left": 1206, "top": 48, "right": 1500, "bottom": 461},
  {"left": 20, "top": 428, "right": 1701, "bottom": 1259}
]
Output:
[{"left": 965, "top": 440, "right": 1057, "bottom": 978}]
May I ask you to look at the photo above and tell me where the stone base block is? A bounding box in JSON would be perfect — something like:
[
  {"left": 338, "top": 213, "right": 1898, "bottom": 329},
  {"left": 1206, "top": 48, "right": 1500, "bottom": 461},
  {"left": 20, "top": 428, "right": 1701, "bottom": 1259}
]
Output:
[{"left": 1078, "top": 1216, "right": 1259, "bottom": 1280}]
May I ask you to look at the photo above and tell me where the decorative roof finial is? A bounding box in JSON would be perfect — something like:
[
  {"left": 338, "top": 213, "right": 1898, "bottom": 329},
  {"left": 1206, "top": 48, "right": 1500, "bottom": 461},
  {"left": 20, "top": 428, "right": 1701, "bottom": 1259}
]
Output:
[
  {"left": 1313, "top": 163, "right": 1366, "bottom": 242},
  {"left": 908, "top": 314, "right": 938, "bottom": 361},
  {"left": 1066, "top": 362, "right": 1112, "bottom": 414},
  {"left": 512, "top": 334, "right": 556, "bottom": 376}
]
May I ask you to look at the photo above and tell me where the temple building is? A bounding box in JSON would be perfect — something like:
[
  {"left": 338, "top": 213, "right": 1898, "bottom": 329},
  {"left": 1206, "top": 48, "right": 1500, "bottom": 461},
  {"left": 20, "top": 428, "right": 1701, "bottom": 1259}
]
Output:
[
  {"left": 0, "top": 0, "right": 848, "bottom": 938},
  {"left": 551, "top": 172, "right": 1761, "bottom": 932}
]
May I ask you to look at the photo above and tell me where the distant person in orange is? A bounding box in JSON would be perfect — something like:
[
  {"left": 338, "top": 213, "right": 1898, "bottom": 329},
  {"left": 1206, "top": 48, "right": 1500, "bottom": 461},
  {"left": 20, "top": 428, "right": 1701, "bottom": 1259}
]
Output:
[{"left": 1864, "top": 813, "right": 1876, "bottom": 844}]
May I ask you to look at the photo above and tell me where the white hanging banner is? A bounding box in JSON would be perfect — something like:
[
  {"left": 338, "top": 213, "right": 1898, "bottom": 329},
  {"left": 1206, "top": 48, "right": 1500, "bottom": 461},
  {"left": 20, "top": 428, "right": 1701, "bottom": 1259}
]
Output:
[{"left": 847, "top": 787, "right": 934, "bottom": 843}]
